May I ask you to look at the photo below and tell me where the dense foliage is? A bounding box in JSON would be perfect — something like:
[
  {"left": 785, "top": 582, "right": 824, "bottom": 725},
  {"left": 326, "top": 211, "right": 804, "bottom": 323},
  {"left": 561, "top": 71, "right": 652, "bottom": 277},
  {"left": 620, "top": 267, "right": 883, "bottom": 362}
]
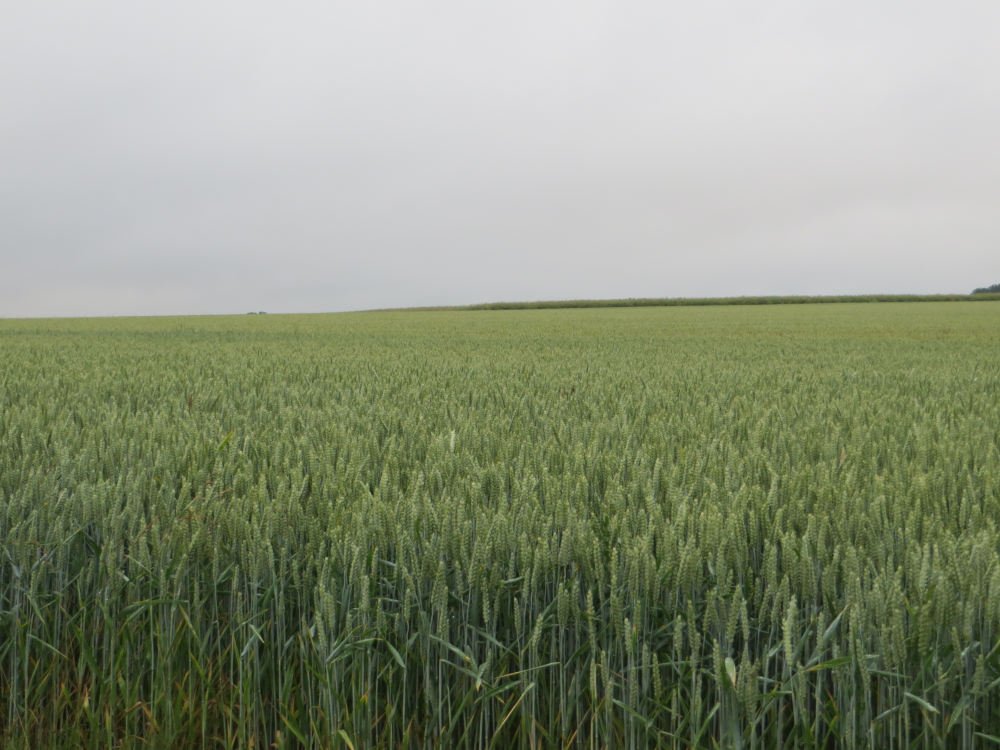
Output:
[
  {"left": 2, "top": 303, "right": 1000, "bottom": 749},
  {"left": 973, "top": 285, "right": 1000, "bottom": 295}
]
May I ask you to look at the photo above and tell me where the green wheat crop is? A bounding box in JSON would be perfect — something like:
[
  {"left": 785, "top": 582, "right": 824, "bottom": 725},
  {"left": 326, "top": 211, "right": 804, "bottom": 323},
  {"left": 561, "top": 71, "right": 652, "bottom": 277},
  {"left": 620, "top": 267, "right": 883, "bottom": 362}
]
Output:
[{"left": 2, "top": 302, "right": 1000, "bottom": 748}]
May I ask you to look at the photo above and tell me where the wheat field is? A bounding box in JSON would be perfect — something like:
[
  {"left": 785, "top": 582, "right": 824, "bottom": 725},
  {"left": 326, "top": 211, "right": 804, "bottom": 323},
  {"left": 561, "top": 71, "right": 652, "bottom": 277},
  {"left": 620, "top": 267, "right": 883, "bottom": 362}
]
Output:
[{"left": 2, "top": 303, "right": 1000, "bottom": 748}]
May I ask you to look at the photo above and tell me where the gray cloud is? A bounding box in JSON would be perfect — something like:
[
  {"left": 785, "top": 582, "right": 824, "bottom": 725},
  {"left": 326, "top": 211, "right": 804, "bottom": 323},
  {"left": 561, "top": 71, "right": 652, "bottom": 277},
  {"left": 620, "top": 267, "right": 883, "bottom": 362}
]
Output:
[{"left": 2, "top": 1, "right": 999, "bottom": 317}]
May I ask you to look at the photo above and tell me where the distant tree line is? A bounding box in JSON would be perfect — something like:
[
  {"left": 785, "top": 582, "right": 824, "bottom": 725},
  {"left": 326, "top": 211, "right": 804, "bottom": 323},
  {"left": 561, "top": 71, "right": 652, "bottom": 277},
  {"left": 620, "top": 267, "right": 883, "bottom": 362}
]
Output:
[{"left": 394, "top": 292, "right": 1000, "bottom": 312}]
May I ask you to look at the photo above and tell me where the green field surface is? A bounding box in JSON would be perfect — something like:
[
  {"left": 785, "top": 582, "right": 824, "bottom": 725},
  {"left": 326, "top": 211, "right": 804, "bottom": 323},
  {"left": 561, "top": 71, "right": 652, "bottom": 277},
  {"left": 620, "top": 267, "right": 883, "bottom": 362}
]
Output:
[{"left": 2, "top": 302, "right": 1000, "bottom": 748}]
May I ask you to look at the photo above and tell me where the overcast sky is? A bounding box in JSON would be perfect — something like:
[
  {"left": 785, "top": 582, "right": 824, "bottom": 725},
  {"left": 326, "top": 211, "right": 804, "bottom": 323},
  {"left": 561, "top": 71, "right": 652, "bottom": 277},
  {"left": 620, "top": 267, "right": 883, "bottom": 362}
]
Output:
[{"left": 2, "top": 2, "right": 999, "bottom": 317}]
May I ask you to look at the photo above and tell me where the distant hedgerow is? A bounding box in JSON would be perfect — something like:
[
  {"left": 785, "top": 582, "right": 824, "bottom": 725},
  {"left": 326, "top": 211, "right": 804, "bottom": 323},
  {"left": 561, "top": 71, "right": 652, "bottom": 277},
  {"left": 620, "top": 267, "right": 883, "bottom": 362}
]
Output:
[{"left": 397, "top": 292, "right": 1000, "bottom": 312}]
